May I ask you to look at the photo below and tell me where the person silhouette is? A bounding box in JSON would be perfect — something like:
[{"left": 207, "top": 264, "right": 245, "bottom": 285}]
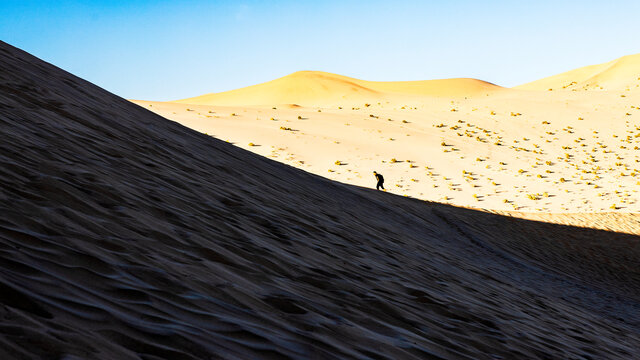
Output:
[{"left": 373, "top": 171, "right": 384, "bottom": 190}]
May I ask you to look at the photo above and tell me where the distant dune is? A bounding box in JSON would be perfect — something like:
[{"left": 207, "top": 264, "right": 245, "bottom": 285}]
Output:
[
  {"left": 516, "top": 53, "right": 640, "bottom": 91},
  {"left": 135, "top": 51, "right": 640, "bottom": 214},
  {"left": 3, "top": 41, "right": 640, "bottom": 359},
  {"left": 176, "top": 71, "right": 503, "bottom": 106},
  {"left": 175, "top": 54, "right": 640, "bottom": 107}
]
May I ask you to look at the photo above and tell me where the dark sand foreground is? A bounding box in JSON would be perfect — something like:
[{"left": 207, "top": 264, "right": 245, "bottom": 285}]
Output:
[{"left": 0, "top": 41, "right": 639, "bottom": 359}]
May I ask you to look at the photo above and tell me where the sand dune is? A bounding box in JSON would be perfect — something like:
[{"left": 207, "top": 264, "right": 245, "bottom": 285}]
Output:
[
  {"left": 176, "top": 71, "right": 503, "bottom": 106},
  {"left": 516, "top": 53, "right": 640, "bottom": 91},
  {"left": 141, "top": 53, "right": 640, "bottom": 215},
  {"left": 2, "top": 41, "right": 640, "bottom": 359},
  {"left": 135, "top": 67, "right": 640, "bottom": 214}
]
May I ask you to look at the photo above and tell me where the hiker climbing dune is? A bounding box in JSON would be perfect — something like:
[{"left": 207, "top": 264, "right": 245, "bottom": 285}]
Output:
[{"left": 373, "top": 171, "right": 384, "bottom": 190}]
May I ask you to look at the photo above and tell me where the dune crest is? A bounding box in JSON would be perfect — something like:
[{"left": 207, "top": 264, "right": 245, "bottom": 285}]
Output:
[
  {"left": 176, "top": 70, "right": 503, "bottom": 106},
  {"left": 516, "top": 53, "right": 640, "bottom": 91}
]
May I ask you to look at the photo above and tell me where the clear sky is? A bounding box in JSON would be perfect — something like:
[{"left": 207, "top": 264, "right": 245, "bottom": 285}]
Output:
[{"left": 2, "top": 0, "right": 639, "bottom": 101}]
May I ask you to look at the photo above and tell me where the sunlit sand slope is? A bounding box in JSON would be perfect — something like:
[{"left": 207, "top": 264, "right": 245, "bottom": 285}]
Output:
[
  {"left": 176, "top": 71, "right": 503, "bottom": 106},
  {"left": 516, "top": 54, "right": 640, "bottom": 91},
  {"left": 135, "top": 80, "right": 640, "bottom": 214},
  {"left": 1, "top": 41, "right": 639, "bottom": 359}
]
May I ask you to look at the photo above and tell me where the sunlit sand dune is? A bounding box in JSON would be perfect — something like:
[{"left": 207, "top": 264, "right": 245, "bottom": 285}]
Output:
[
  {"left": 516, "top": 53, "right": 640, "bottom": 91},
  {"left": 176, "top": 70, "right": 503, "bottom": 106},
  {"left": 362, "top": 77, "right": 502, "bottom": 97},
  {"left": 135, "top": 54, "right": 640, "bottom": 216},
  {"left": 2, "top": 40, "right": 640, "bottom": 359}
]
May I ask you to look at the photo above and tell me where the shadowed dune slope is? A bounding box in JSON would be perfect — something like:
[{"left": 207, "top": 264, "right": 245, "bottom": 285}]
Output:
[
  {"left": 175, "top": 71, "right": 503, "bottom": 106},
  {"left": 516, "top": 53, "right": 640, "bottom": 91},
  {"left": 1, "top": 41, "right": 640, "bottom": 359}
]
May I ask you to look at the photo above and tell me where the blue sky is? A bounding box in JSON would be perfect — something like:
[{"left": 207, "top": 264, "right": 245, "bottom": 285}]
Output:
[{"left": 2, "top": 0, "right": 639, "bottom": 100}]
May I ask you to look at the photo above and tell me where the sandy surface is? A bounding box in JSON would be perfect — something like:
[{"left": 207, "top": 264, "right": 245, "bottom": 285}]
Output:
[
  {"left": 133, "top": 56, "right": 640, "bottom": 218},
  {"left": 2, "top": 41, "right": 640, "bottom": 359}
]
